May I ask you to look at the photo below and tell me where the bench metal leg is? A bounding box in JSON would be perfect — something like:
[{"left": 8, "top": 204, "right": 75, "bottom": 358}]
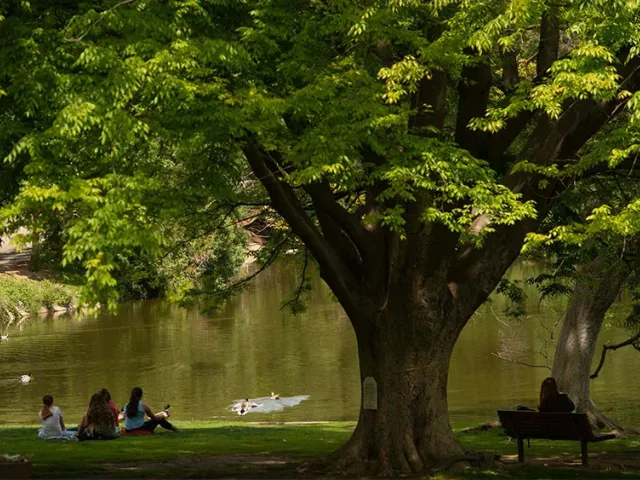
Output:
[
  {"left": 517, "top": 437, "right": 524, "bottom": 463},
  {"left": 581, "top": 440, "right": 588, "bottom": 466}
]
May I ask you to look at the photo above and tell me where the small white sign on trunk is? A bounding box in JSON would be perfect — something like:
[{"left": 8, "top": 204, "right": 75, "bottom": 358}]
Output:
[{"left": 362, "top": 377, "right": 378, "bottom": 410}]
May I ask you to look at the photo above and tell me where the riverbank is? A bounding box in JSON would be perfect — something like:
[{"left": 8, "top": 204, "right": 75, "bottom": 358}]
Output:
[
  {"left": 0, "top": 235, "right": 79, "bottom": 326},
  {"left": 1, "top": 421, "right": 639, "bottom": 478},
  {"left": 0, "top": 273, "right": 78, "bottom": 326}
]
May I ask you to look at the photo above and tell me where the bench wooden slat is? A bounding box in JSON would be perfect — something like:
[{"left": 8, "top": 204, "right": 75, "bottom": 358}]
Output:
[{"left": 497, "top": 410, "right": 616, "bottom": 466}]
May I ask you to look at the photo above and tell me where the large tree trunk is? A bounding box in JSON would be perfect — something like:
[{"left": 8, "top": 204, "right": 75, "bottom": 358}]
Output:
[
  {"left": 323, "top": 294, "right": 467, "bottom": 476},
  {"left": 245, "top": 7, "right": 627, "bottom": 469},
  {"left": 551, "top": 256, "right": 630, "bottom": 427}
]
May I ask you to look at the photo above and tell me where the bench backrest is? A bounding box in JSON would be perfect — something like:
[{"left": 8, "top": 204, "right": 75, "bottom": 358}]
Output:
[{"left": 497, "top": 410, "right": 595, "bottom": 441}]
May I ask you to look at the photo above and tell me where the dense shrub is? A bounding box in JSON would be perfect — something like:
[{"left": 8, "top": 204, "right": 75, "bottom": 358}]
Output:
[{"left": 0, "top": 274, "right": 77, "bottom": 325}]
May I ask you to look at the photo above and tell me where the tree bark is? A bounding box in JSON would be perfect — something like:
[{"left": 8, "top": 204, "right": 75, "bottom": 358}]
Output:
[
  {"left": 321, "top": 292, "right": 466, "bottom": 475},
  {"left": 551, "top": 256, "right": 631, "bottom": 426}
]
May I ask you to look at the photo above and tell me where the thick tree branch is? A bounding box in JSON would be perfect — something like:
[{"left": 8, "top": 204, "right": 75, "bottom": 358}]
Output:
[
  {"left": 243, "top": 144, "right": 362, "bottom": 314},
  {"left": 560, "top": 62, "right": 640, "bottom": 164},
  {"left": 492, "top": 352, "right": 552, "bottom": 370},
  {"left": 502, "top": 50, "right": 520, "bottom": 89},
  {"left": 311, "top": 202, "right": 362, "bottom": 273},
  {"left": 457, "top": 54, "right": 531, "bottom": 168},
  {"left": 591, "top": 332, "right": 640, "bottom": 379},
  {"left": 450, "top": 113, "right": 597, "bottom": 316},
  {"left": 455, "top": 52, "right": 492, "bottom": 156},
  {"left": 280, "top": 247, "right": 310, "bottom": 312},
  {"left": 486, "top": 44, "right": 638, "bottom": 173},
  {"left": 304, "top": 181, "right": 374, "bottom": 266},
  {"left": 406, "top": 214, "right": 459, "bottom": 289},
  {"left": 480, "top": 7, "right": 559, "bottom": 169},
  {"left": 537, "top": 6, "right": 560, "bottom": 77},
  {"left": 451, "top": 53, "right": 640, "bottom": 311},
  {"left": 410, "top": 70, "right": 447, "bottom": 131}
]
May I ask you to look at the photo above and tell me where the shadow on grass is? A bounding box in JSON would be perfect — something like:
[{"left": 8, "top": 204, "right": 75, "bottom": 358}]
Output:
[
  {"left": 439, "top": 466, "right": 640, "bottom": 480},
  {"left": 0, "top": 423, "right": 352, "bottom": 478},
  {"left": 2, "top": 423, "right": 640, "bottom": 479}
]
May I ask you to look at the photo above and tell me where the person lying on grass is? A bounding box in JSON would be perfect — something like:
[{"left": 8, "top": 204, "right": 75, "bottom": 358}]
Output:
[
  {"left": 37, "top": 394, "right": 76, "bottom": 440},
  {"left": 122, "top": 386, "right": 179, "bottom": 434}
]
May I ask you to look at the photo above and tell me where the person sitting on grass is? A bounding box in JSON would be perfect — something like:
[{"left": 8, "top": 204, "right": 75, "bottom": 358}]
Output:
[
  {"left": 76, "top": 392, "right": 120, "bottom": 441},
  {"left": 38, "top": 394, "right": 76, "bottom": 440},
  {"left": 538, "top": 377, "right": 576, "bottom": 413},
  {"left": 100, "top": 387, "right": 120, "bottom": 430},
  {"left": 123, "top": 386, "right": 179, "bottom": 433}
]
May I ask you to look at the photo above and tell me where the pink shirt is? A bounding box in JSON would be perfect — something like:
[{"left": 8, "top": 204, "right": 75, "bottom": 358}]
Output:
[{"left": 108, "top": 400, "right": 119, "bottom": 427}]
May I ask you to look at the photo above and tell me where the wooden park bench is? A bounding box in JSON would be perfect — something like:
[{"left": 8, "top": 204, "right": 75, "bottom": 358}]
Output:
[{"left": 497, "top": 410, "right": 616, "bottom": 466}]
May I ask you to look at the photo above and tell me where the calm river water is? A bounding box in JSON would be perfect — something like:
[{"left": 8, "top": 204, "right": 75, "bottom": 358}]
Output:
[{"left": 1, "top": 262, "right": 639, "bottom": 427}]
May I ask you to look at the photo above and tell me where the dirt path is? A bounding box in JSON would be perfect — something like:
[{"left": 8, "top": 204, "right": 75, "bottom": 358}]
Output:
[
  {"left": 499, "top": 451, "right": 640, "bottom": 469},
  {"left": 0, "top": 235, "right": 31, "bottom": 273},
  {"left": 102, "top": 455, "right": 339, "bottom": 479},
  {"left": 105, "top": 454, "right": 301, "bottom": 473},
  {"left": 94, "top": 451, "right": 640, "bottom": 479}
]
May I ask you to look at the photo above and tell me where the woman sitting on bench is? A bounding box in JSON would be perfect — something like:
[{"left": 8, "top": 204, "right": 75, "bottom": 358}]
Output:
[{"left": 538, "top": 377, "right": 575, "bottom": 412}]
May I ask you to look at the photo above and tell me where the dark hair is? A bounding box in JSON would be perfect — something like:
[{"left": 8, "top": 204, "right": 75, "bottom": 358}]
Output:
[
  {"left": 538, "top": 377, "right": 560, "bottom": 411},
  {"left": 100, "top": 388, "right": 111, "bottom": 403},
  {"left": 41, "top": 394, "right": 54, "bottom": 420},
  {"left": 126, "top": 387, "right": 143, "bottom": 418},
  {"left": 86, "top": 392, "right": 114, "bottom": 431}
]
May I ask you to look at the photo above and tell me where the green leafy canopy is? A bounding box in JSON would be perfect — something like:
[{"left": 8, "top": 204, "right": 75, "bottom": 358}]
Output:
[{"left": 3, "top": 0, "right": 640, "bottom": 306}]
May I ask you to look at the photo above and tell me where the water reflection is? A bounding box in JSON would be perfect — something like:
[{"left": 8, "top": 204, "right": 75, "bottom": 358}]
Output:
[{"left": 0, "top": 261, "right": 639, "bottom": 427}]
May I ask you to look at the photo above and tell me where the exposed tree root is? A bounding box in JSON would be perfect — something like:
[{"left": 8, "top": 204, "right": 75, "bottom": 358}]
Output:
[
  {"left": 429, "top": 452, "right": 499, "bottom": 476},
  {"left": 404, "top": 432, "right": 424, "bottom": 473},
  {"left": 588, "top": 401, "right": 640, "bottom": 436},
  {"left": 457, "top": 421, "right": 501, "bottom": 434},
  {"left": 296, "top": 437, "right": 368, "bottom": 476},
  {"left": 297, "top": 438, "right": 474, "bottom": 477}
]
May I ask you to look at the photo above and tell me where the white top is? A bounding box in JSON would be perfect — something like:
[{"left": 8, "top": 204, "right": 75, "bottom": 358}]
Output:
[{"left": 39, "top": 406, "right": 63, "bottom": 438}]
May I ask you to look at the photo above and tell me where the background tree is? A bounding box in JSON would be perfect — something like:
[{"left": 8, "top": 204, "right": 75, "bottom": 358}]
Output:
[
  {"left": 495, "top": 128, "right": 640, "bottom": 430},
  {"left": 5, "top": 0, "right": 640, "bottom": 474},
  {"left": 0, "top": 0, "right": 247, "bottom": 293},
  {"left": 552, "top": 254, "right": 638, "bottom": 431},
  {"left": 0, "top": 0, "right": 79, "bottom": 252},
  {"left": 524, "top": 160, "right": 640, "bottom": 431}
]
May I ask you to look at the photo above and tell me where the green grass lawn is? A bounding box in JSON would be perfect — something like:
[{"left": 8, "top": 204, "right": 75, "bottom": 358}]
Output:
[
  {"left": 0, "top": 421, "right": 352, "bottom": 478},
  {"left": 1, "top": 421, "right": 640, "bottom": 478}
]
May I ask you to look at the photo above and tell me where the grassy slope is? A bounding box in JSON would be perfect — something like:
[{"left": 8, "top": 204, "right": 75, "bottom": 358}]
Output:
[
  {"left": 1, "top": 421, "right": 640, "bottom": 478},
  {"left": 0, "top": 273, "right": 77, "bottom": 321}
]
